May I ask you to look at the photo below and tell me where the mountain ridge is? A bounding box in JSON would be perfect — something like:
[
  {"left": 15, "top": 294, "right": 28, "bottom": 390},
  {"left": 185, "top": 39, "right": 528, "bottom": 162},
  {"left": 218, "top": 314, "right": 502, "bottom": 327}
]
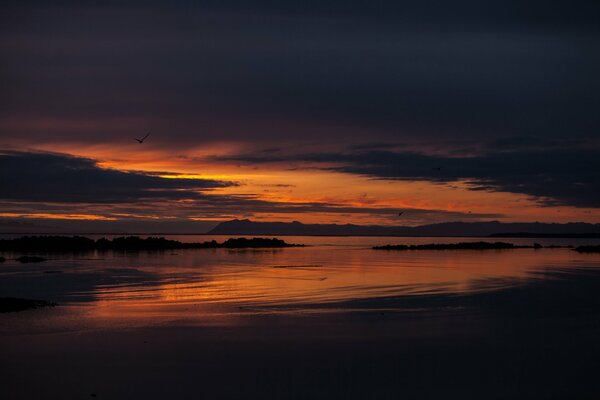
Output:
[{"left": 208, "top": 219, "right": 600, "bottom": 237}]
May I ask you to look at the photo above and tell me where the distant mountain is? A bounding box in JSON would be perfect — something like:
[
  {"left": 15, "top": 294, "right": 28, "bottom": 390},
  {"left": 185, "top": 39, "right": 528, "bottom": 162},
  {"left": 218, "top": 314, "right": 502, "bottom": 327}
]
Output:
[
  {"left": 208, "top": 219, "right": 398, "bottom": 236},
  {"left": 489, "top": 232, "right": 600, "bottom": 238},
  {"left": 208, "top": 219, "right": 600, "bottom": 237}
]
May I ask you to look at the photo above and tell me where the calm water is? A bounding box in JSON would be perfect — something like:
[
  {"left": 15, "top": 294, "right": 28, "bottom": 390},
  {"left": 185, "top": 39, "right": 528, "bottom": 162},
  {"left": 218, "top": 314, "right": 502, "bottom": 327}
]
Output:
[
  {"left": 1, "top": 235, "right": 599, "bottom": 328},
  {"left": 3, "top": 236, "right": 600, "bottom": 400}
]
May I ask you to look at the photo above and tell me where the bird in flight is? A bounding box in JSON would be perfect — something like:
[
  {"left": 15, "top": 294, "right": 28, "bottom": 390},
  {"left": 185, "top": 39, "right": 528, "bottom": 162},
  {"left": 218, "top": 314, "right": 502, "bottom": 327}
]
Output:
[
  {"left": 398, "top": 212, "right": 404, "bottom": 216},
  {"left": 134, "top": 132, "right": 150, "bottom": 143}
]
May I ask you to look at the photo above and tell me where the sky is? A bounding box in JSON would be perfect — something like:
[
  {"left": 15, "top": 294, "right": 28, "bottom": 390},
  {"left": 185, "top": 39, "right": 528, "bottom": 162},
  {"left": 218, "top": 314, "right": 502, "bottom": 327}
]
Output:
[{"left": 1, "top": 1, "right": 599, "bottom": 232}]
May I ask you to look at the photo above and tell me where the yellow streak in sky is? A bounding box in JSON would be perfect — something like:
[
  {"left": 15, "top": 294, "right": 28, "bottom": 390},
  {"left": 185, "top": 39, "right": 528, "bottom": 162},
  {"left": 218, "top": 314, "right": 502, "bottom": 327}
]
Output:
[
  {"left": 158, "top": 173, "right": 276, "bottom": 181},
  {"left": 0, "top": 213, "right": 117, "bottom": 221}
]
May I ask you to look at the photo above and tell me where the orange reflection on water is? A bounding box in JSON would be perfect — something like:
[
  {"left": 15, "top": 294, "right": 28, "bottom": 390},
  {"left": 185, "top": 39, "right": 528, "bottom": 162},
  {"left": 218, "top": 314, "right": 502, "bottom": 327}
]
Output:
[{"left": 79, "top": 237, "right": 598, "bottom": 326}]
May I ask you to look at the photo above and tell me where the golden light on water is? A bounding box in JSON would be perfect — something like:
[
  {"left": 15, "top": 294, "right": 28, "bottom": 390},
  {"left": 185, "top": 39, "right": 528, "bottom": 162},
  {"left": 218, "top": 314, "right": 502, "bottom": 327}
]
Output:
[{"left": 81, "top": 243, "right": 571, "bottom": 319}]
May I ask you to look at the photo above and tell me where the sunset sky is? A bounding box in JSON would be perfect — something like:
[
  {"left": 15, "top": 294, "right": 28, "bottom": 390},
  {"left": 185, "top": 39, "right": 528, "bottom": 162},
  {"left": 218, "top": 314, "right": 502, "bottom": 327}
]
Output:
[{"left": 1, "top": 1, "right": 599, "bottom": 232}]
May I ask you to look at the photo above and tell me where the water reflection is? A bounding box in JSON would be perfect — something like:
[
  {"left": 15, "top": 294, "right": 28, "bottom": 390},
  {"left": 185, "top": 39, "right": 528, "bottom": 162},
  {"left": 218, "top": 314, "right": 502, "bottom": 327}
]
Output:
[
  {"left": 3, "top": 237, "right": 600, "bottom": 400},
  {"left": 2, "top": 236, "right": 599, "bottom": 323}
]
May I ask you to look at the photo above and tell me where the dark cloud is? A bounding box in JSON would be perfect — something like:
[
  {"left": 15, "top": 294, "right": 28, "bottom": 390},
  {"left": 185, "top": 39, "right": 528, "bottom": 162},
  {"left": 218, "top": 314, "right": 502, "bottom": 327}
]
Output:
[
  {"left": 214, "top": 147, "right": 600, "bottom": 208},
  {"left": 6, "top": 1, "right": 599, "bottom": 31},
  {"left": 0, "top": 150, "right": 232, "bottom": 203},
  {"left": 485, "top": 136, "right": 586, "bottom": 152},
  {"left": 0, "top": 216, "right": 220, "bottom": 234},
  {"left": 1, "top": 1, "right": 599, "bottom": 148}
]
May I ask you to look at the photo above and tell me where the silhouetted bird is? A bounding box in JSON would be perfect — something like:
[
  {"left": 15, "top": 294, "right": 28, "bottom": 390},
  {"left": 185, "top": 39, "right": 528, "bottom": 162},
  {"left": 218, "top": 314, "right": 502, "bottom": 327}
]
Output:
[
  {"left": 134, "top": 132, "right": 150, "bottom": 143},
  {"left": 435, "top": 167, "right": 442, "bottom": 171},
  {"left": 398, "top": 212, "right": 404, "bottom": 216}
]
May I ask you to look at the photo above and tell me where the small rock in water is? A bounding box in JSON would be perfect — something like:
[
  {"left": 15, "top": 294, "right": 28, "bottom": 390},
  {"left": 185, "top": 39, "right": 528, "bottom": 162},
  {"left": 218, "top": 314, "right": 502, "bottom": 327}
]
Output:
[
  {"left": 15, "top": 256, "right": 47, "bottom": 263},
  {"left": 0, "top": 298, "right": 57, "bottom": 313}
]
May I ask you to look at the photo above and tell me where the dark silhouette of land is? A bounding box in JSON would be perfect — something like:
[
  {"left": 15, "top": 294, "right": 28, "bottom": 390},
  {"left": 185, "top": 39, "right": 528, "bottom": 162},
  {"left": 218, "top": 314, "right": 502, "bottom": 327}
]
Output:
[
  {"left": 209, "top": 219, "right": 397, "bottom": 236},
  {"left": 0, "top": 297, "right": 56, "bottom": 313},
  {"left": 0, "top": 236, "right": 302, "bottom": 252},
  {"left": 95, "top": 236, "right": 299, "bottom": 250},
  {"left": 373, "top": 241, "right": 571, "bottom": 250},
  {"left": 490, "top": 232, "right": 600, "bottom": 238},
  {"left": 0, "top": 256, "right": 5, "bottom": 263},
  {"left": 209, "top": 219, "right": 600, "bottom": 237},
  {"left": 573, "top": 245, "right": 600, "bottom": 253},
  {"left": 0, "top": 235, "right": 96, "bottom": 252},
  {"left": 15, "top": 256, "right": 48, "bottom": 263}
]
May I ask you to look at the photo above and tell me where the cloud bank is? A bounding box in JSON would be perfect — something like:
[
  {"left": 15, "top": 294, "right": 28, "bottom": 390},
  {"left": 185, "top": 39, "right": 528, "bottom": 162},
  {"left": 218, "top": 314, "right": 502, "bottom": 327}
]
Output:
[
  {"left": 215, "top": 145, "right": 600, "bottom": 208},
  {"left": 0, "top": 150, "right": 491, "bottom": 229}
]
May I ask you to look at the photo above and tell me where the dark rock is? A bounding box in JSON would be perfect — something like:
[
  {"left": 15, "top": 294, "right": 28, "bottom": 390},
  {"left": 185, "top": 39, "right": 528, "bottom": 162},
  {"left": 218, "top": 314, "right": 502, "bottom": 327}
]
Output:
[
  {"left": 15, "top": 256, "right": 48, "bottom": 263},
  {"left": 0, "top": 297, "right": 57, "bottom": 313},
  {"left": 573, "top": 245, "right": 600, "bottom": 253},
  {"left": 0, "top": 235, "right": 95, "bottom": 252}
]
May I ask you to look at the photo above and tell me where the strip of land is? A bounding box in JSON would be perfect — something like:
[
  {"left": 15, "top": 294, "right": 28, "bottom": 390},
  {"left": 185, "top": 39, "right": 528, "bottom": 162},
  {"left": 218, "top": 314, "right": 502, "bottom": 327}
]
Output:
[
  {"left": 0, "top": 236, "right": 302, "bottom": 252},
  {"left": 0, "top": 297, "right": 56, "bottom": 313},
  {"left": 573, "top": 245, "right": 600, "bottom": 253},
  {"left": 373, "top": 241, "right": 571, "bottom": 250}
]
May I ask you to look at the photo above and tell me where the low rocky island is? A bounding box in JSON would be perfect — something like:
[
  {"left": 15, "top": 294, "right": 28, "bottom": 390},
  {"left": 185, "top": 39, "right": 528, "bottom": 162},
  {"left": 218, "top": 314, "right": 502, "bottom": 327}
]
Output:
[
  {"left": 15, "top": 256, "right": 48, "bottom": 263},
  {"left": 0, "top": 235, "right": 303, "bottom": 252},
  {"left": 0, "top": 297, "right": 57, "bottom": 313},
  {"left": 573, "top": 245, "right": 600, "bottom": 253},
  {"left": 373, "top": 241, "right": 569, "bottom": 251}
]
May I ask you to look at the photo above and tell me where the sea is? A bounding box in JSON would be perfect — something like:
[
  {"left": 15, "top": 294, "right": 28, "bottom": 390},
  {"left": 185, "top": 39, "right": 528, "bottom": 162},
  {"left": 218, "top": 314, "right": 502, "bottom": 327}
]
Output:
[
  {"left": 2, "top": 235, "right": 600, "bottom": 399},
  {"left": 1, "top": 235, "right": 598, "bottom": 327}
]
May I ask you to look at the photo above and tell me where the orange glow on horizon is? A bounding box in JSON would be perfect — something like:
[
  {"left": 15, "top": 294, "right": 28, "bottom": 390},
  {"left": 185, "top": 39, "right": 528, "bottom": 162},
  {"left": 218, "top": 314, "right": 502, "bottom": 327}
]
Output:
[{"left": 1, "top": 141, "right": 598, "bottom": 225}]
